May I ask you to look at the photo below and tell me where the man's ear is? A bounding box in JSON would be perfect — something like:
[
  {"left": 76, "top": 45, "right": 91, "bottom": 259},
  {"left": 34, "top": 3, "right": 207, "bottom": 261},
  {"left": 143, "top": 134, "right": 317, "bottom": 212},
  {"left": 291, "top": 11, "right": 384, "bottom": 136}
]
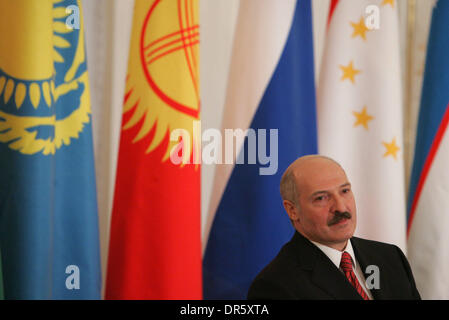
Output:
[{"left": 283, "top": 200, "right": 299, "bottom": 221}]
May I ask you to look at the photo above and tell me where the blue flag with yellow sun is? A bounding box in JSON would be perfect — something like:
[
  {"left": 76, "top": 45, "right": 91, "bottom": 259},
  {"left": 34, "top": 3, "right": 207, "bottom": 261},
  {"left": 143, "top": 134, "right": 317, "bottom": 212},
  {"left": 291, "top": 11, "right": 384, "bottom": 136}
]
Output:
[{"left": 0, "top": 0, "right": 101, "bottom": 299}]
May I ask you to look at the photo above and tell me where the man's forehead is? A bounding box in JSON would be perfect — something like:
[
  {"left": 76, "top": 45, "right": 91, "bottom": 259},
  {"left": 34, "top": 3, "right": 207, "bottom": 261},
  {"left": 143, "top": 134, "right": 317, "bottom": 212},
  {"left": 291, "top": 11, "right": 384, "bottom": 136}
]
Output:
[
  {"left": 292, "top": 156, "right": 344, "bottom": 176},
  {"left": 293, "top": 159, "right": 349, "bottom": 191},
  {"left": 300, "top": 171, "right": 349, "bottom": 189}
]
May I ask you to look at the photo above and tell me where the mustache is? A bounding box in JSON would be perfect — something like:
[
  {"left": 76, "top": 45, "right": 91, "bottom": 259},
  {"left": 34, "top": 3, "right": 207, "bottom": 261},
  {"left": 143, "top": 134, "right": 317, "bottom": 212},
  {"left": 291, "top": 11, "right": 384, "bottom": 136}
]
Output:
[{"left": 328, "top": 211, "right": 352, "bottom": 226}]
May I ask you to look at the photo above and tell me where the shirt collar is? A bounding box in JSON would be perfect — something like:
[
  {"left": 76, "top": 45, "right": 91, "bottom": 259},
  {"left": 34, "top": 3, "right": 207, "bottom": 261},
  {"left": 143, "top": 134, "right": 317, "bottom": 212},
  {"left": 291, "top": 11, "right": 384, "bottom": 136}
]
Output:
[{"left": 310, "top": 239, "right": 357, "bottom": 270}]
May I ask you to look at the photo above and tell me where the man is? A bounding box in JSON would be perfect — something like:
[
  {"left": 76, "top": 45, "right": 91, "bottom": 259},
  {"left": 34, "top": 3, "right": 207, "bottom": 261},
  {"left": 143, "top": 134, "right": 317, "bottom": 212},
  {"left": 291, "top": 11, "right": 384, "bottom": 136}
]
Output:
[{"left": 247, "top": 155, "right": 420, "bottom": 300}]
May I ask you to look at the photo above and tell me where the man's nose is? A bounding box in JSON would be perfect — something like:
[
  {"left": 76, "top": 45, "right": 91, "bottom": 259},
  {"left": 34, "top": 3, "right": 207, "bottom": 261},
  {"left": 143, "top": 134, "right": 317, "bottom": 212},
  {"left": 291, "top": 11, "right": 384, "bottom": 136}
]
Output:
[{"left": 331, "top": 195, "right": 347, "bottom": 213}]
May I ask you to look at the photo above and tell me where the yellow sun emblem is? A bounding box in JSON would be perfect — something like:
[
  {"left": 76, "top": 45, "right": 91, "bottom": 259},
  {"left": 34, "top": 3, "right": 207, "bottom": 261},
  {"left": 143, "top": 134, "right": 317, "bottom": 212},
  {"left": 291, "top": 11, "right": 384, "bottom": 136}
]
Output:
[
  {"left": 0, "top": 0, "right": 91, "bottom": 155},
  {"left": 123, "top": 0, "right": 200, "bottom": 163}
]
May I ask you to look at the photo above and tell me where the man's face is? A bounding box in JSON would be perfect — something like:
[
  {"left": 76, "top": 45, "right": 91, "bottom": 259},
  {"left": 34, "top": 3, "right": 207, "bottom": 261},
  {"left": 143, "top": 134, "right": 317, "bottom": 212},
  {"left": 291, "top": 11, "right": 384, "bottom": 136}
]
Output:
[{"left": 292, "top": 159, "right": 357, "bottom": 250}]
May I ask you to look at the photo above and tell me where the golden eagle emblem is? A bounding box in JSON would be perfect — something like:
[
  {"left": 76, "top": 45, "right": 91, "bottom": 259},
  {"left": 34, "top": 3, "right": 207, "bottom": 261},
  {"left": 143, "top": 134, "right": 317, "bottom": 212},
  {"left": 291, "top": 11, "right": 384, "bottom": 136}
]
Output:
[{"left": 0, "top": 0, "right": 91, "bottom": 155}]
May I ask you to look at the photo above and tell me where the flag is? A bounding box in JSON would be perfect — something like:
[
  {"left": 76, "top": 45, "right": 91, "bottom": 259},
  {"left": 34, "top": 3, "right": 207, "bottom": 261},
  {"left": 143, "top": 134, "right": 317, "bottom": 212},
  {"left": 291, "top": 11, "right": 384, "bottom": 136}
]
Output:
[
  {"left": 407, "top": 0, "right": 449, "bottom": 299},
  {"left": 0, "top": 0, "right": 101, "bottom": 299},
  {"left": 105, "top": 0, "right": 202, "bottom": 299},
  {"left": 317, "top": 0, "right": 406, "bottom": 250},
  {"left": 203, "top": 0, "right": 317, "bottom": 299}
]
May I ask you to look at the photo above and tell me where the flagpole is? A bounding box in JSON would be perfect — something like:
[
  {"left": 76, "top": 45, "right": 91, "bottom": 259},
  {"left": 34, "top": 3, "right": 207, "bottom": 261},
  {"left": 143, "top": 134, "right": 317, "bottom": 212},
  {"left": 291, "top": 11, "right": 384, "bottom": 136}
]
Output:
[{"left": 404, "top": 0, "right": 416, "bottom": 202}]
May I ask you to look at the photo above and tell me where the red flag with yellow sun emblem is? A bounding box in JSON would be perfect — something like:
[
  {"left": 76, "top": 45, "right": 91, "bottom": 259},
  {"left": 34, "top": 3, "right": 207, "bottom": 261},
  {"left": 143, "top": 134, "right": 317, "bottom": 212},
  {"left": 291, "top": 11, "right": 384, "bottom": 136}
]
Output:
[{"left": 105, "top": 0, "right": 201, "bottom": 299}]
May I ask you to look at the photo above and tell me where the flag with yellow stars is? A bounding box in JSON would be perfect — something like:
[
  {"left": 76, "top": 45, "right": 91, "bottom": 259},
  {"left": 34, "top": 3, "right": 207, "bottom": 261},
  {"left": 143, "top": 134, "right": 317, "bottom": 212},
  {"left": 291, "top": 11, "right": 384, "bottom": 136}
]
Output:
[{"left": 317, "top": 0, "right": 406, "bottom": 250}]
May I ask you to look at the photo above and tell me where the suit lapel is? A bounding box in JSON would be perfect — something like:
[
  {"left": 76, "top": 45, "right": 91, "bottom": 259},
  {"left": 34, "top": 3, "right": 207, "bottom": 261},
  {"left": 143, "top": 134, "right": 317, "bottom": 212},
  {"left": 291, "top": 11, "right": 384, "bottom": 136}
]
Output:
[
  {"left": 351, "top": 237, "right": 390, "bottom": 300},
  {"left": 310, "top": 251, "right": 364, "bottom": 300},
  {"left": 289, "top": 232, "right": 363, "bottom": 300}
]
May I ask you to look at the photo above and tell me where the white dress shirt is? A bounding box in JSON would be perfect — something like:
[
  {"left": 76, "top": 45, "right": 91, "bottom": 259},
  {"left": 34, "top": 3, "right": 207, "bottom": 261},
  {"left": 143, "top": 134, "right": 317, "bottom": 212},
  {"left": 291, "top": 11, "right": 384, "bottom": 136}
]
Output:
[{"left": 310, "top": 239, "right": 374, "bottom": 300}]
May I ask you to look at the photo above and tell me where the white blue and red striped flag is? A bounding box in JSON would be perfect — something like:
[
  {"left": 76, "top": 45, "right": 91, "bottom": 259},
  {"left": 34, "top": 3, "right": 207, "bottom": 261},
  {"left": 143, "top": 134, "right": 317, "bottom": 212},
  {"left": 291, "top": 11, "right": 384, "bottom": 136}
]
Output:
[
  {"left": 407, "top": 0, "right": 449, "bottom": 300},
  {"left": 202, "top": 0, "right": 318, "bottom": 299}
]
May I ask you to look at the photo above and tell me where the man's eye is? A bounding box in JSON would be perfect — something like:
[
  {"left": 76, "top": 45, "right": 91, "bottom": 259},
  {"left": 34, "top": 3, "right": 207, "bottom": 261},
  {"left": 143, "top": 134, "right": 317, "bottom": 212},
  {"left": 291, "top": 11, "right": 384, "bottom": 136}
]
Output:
[
  {"left": 314, "top": 195, "right": 326, "bottom": 201},
  {"left": 342, "top": 188, "right": 351, "bottom": 194}
]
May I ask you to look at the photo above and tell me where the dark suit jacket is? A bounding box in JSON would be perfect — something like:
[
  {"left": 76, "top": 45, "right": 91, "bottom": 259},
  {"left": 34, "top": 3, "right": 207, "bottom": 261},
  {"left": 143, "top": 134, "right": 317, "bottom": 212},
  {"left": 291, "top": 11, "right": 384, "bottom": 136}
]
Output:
[{"left": 247, "top": 232, "right": 421, "bottom": 300}]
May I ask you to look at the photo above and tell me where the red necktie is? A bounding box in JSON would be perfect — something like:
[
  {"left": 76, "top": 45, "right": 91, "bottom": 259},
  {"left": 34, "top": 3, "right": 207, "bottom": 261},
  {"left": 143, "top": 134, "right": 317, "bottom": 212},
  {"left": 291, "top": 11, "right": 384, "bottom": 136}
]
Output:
[{"left": 340, "top": 251, "right": 370, "bottom": 300}]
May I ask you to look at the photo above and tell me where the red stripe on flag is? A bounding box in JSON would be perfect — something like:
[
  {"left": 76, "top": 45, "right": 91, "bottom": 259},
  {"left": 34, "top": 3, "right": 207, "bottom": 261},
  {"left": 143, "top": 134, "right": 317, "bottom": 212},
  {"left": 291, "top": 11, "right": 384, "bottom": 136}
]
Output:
[
  {"left": 407, "top": 103, "right": 449, "bottom": 237},
  {"left": 327, "top": 0, "right": 339, "bottom": 27}
]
